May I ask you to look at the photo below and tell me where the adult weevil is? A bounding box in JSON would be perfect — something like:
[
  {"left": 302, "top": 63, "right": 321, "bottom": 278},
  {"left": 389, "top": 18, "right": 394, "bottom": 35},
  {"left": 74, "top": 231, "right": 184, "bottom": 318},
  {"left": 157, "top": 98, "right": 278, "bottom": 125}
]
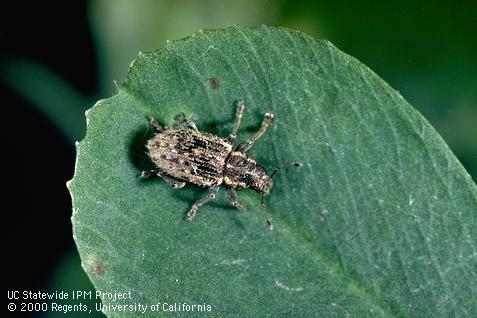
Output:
[{"left": 141, "top": 100, "right": 301, "bottom": 229}]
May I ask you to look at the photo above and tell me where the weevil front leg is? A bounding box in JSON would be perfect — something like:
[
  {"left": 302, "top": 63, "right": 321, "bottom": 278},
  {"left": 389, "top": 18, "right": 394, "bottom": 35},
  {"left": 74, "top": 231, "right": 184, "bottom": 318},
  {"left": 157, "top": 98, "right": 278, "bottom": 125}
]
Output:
[
  {"left": 237, "top": 112, "right": 273, "bottom": 152},
  {"left": 147, "top": 117, "right": 164, "bottom": 132},
  {"left": 226, "top": 188, "right": 245, "bottom": 212},
  {"left": 227, "top": 100, "right": 245, "bottom": 145},
  {"left": 172, "top": 118, "right": 198, "bottom": 130},
  {"left": 187, "top": 185, "right": 220, "bottom": 220},
  {"left": 141, "top": 169, "right": 186, "bottom": 189}
]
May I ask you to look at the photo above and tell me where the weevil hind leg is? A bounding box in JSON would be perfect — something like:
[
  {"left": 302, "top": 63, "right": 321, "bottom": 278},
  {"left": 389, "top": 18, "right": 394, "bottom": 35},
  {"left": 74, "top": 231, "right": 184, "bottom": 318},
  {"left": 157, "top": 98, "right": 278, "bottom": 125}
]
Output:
[
  {"left": 227, "top": 100, "right": 245, "bottom": 145},
  {"left": 141, "top": 169, "right": 186, "bottom": 189},
  {"left": 147, "top": 117, "right": 164, "bottom": 132},
  {"left": 140, "top": 169, "right": 159, "bottom": 180},
  {"left": 159, "top": 172, "right": 186, "bottom": 189},
  {"left": 187, "top": 186, "right": 220, "bottom": 220},
  {"left": 226, "top": 188, "right": 245, "bottom": 212},
  {"left": 237, "top": 112, "right": 273, "bottom": 152}
]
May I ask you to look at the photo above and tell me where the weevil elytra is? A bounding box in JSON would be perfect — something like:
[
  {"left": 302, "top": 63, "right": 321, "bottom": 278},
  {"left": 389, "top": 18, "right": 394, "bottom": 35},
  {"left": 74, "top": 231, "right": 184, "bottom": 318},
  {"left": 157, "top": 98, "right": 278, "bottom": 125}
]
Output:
[{"left": 141, "top": 100, "right": 301, "bottom": 229}]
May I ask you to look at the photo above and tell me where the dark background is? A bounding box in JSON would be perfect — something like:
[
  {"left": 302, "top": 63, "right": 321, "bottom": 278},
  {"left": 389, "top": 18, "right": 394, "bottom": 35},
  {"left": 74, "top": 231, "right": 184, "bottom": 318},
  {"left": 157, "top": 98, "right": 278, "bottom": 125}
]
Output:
[{"left": 2, "top": 1, "right": 476, "bottom": 317}]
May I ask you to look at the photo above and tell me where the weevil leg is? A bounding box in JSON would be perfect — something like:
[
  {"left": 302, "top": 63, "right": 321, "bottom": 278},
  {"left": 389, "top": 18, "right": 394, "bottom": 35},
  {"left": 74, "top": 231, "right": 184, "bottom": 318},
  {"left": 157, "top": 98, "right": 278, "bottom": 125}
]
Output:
[
  {"left": 158, "top": 171, "right": 186, "bottom": 189},
  {"left": 140, "top": 169, "right": 159, "bottom": 180},
  {"left": 226, "top": 188, "right": 245, "bottom": 212},
  {"left": 172, "top": 118, "right": 198, "bottom": 130},
  {"left": 237, "top": 112, "right": 273, "bottom": 152},
  {"left": 261, "top": 196, "right": 273, "bottom": 230},
  {"left": 147, "top": 117, "right": 164, "bottom": 132},
  {"left": 227, "top": 100, "right": 245, "bottom": 145},
  {"left": 187, "top": 186, "right": 220, "bottom": 220},
  {"left": 141, "top": 169, "right": 186, "bottom": 189}
]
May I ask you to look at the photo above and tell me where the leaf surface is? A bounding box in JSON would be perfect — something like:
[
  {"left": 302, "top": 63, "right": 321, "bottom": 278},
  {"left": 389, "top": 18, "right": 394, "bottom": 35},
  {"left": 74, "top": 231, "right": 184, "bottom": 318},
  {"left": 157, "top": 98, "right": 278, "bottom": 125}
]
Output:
[{"left": 69, "top": 26, "right": 477, "bottom": 317}]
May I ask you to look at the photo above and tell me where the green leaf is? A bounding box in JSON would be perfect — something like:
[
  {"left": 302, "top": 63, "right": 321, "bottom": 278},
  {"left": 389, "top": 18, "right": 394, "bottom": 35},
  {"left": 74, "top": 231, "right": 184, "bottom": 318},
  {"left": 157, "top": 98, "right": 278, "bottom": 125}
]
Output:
[{"left": 68, "top": 26, "right": 477, "bottom": 317}]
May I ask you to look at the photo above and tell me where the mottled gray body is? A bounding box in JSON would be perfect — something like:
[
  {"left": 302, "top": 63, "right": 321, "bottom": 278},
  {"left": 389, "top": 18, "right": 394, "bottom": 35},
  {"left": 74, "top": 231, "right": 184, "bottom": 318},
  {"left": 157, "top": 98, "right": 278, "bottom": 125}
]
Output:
[
  {"left": 147, "top": 129, "right": 232, "bottom": 187},
  {"left": 142, "top": 101, "right": 294, "bottom": 229}
]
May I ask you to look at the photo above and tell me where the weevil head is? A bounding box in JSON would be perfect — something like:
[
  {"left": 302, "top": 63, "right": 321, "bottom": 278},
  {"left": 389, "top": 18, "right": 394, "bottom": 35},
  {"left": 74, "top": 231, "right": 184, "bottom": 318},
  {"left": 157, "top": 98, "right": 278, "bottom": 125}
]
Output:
[
  {"left": 224, "top": 151, "right": 273, "bottom": 195},
  {"left": 253, "top": 161, "right": 303, "bottom": 195},
  {"left": 252, "top": 165, "right": 273, "bottom": 196}
]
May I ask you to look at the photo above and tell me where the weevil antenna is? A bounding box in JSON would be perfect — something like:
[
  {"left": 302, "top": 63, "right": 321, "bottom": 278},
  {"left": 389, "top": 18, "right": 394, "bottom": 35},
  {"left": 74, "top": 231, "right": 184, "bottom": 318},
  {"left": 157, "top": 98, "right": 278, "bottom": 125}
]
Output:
[
  {"left": 271, "top": 162, "right": 303, "bottom": 179},
  {"left": 262, "top": 162, "right": 302, "bottom": 230},
  {"left": 261, "top": 195, "right": 273, "bottom": 230}
]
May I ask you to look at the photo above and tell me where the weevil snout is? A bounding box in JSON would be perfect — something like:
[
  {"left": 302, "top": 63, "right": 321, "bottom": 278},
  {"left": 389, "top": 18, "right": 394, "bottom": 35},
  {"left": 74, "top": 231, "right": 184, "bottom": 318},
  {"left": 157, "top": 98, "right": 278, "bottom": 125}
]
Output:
[{"left": 260, "top": 174, "right": 273, "bottom": 196}]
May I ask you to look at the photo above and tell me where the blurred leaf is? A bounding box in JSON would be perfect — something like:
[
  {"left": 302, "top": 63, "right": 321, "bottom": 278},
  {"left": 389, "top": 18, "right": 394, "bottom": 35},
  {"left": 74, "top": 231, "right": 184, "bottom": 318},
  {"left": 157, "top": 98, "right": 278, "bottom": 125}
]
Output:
[
  {"left": 89, "top": 0, "right": 280, "bottom": 96},
  {"left": 1, "top": 58, "right": 89, "bottom": 143},
  {"left": 69, "top": 26, "right": 477, "bottom": 317}
]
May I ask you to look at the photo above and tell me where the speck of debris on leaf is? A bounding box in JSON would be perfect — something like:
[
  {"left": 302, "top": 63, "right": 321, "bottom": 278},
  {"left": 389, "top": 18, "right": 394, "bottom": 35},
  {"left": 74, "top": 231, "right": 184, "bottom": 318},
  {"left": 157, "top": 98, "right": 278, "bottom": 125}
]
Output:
[
  {"left": 85, "top": 258, "right": 106, "bottom": 275},
  {"left": 91, "top": 260, "right": 105, "bottom": 275},
  {"left": 208, "top": 78, "right": 219, "bottom": 89}
]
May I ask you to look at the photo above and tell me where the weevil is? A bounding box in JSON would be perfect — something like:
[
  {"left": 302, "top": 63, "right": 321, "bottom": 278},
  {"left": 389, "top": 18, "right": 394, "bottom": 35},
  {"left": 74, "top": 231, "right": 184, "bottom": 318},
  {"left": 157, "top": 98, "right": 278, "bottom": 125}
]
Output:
[{"left": 141, "top": 100, "right": 301, "bottom": 229}]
